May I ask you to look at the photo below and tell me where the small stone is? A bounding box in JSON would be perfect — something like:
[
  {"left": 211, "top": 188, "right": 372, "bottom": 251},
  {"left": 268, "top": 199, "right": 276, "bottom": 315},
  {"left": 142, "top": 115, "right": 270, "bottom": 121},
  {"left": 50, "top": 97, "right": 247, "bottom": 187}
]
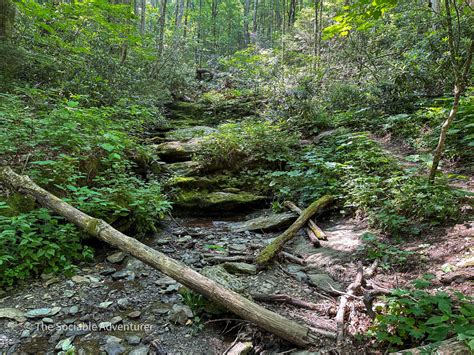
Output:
[
  {"left": 127, "top": 311, "right": 141, "bottom": 319},
  {"left": 42, "top": 317, "right": 54, "bottom": 324},
  {"left": 107, "top": 252, "right": 126, "bottom": 264},
  {"left": 99, "top": 301, "right": 113, "bottom": 309},
  {"left": 99, "top": 321, "right": 112, "bottom": 330},
  {"left": 69, "top": 306, "right": 79, "bottom": 315},
  {"left": 307, "top": 273, "right": 342, "bottom": 293},
  {"left": 105, "top": 335, "right": 122, "bottom": 344},
  {"left": 126, "top": 335, "right": 141, "bottom": 345},
  {"left": 104, "top": 341, "right": 125, "bottom": 355},
  {"left": 0, "top": 308, "right": 26, "bottom": 322},
  {"left": 177, "top": 235, "right": 193, "bottom": 243},
  {"left": 169, "top": 304, "right": 193, "bottom": 325},
  {"left": 55, "top": 337, "right": 74, "bottom": 351},
  {"left": 63, "top": 290, "right": 75, "bottom": 298},
  {"left": 71, "top": 275, "right": 89, "bottom": 283},
  {"left": 154, "top": 277, "right": 177, "bottom": 287},
  {"left": 117, "top": 298, "right": 130, "bottom": 309},
  {"left": 25, "top": 307, "right": 60, "bottom": 318},
  {"left": 111, "top": 316, "right": 123, "bottom": 325},
  {"left": 111, "top": 270, "right": 135, "bottom": 281},
  {"left": 129, "top": 346, "right": 149, "bottom": 355},
  {"left": 222, "top": 262, "right": 257, "bottom": 275},
  {"left": 228, "top": 244, "right": 247, "bottom": 253},
  {"left": 101, "top": 268, "right": 117, "bottom": 276},
  {"left": 20, "top": 329, "right": 31, "bottom": 338}
]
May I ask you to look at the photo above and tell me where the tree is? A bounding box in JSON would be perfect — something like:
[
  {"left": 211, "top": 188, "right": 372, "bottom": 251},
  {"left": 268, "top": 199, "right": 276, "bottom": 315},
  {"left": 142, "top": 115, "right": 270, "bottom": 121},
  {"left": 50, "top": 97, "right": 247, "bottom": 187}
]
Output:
[
  {"left": 0, "top": 0, "right": 15, "bottom": 42},
  {"left": 428, "top": 0, "right": 474, "bottom": 181}
]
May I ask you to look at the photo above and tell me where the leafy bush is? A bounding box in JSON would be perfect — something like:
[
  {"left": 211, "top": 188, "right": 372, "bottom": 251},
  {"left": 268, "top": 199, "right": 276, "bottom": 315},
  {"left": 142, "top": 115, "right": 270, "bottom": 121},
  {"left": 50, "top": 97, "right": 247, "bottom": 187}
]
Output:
[
  {"left": 195, "top": 120, "right": 299, "bottom": 171},
  {"left": 0, "top": 205, "right": 93, "bottom": 287},
  {"left": 359, "top": 233, "right": 414, "bottom": 270},
  {"left": 370, "top": 277, "right": 474, "bottom": 351}
]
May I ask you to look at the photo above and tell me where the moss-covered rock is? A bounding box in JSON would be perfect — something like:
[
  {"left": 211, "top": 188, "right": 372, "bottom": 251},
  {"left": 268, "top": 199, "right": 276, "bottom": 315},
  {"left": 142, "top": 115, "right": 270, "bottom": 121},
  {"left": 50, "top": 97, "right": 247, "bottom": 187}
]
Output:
[
  {"left": 153, "top": 139, "right": 202, "bottom": 163},
  {"left": 165, "top": 161, "right": 202, "bottom": 176},
  {"left": 201, "top": 265, "right": 246, "bottom": 292},
  {"left": 165, "top": 126, "right": 217, "bottom": 141},
  {"left": 174, "top": 190, "right": 267, "bottom": 214},
  {"left": 166, "top": 175, "right": 228, "bottom": 190}
]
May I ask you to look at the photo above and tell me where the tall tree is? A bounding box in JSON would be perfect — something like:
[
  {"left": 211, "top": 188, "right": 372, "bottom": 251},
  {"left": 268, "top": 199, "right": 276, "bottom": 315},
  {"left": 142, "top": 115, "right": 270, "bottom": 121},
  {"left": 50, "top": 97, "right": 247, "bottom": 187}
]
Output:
[
  {"left": 243, "top": 0, "right": 251, "bottom": 45},
  {"left": 157, "top": 0, "right": 168, "bottom": 56}
]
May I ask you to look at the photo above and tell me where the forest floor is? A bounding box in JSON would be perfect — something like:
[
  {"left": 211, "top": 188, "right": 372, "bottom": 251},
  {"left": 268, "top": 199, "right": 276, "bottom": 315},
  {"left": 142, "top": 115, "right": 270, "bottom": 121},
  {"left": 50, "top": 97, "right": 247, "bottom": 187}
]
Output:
[{"left": 0, "top": 102, "right": 472, "bottom": 355}]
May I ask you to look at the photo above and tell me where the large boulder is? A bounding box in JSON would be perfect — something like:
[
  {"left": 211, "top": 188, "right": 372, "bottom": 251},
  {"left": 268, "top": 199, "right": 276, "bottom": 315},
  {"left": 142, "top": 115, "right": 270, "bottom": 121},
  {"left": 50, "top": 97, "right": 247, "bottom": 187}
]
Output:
[
  {"left": 166, "top": 161, "right": 202, "bottom": 176},
  {"left": 174, "top": 191, "right": 266, "bottom": 214},
  {"left": 228, "top": 212, "right": 297, "bottom": 232}
]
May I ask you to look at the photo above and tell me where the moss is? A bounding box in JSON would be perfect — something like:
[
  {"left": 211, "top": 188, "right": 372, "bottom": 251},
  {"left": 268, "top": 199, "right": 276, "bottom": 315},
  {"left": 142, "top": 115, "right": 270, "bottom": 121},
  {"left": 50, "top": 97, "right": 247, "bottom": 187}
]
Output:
[
  {"left": 85, "top": 217, "right": 101, "bottom": 237},
  {"left": 166, "top": 175, "right": 228, "bottom": 190},
  {"left": 174, "top": 190, "right": 267, "bottom": 214}
]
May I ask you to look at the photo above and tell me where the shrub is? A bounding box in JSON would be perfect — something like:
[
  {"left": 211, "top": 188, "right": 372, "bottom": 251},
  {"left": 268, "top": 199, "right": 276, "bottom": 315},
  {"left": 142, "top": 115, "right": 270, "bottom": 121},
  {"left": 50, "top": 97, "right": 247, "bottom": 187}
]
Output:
[
  {"left": 369, "top": 277, "right": 474, "bottom": 351},
  {"left": 0, "top": 205, "right": 93, "bottom": 287}
]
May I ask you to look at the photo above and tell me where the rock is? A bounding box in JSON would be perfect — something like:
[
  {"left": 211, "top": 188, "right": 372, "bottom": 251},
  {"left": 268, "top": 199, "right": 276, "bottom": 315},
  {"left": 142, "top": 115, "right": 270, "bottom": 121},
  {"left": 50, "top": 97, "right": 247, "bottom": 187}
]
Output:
[
  {"left": 307, "top": 273, "right": 342, "bottom": 293},
  {"left": 154, "top": 139, "right": 202, "bottom": 162},
  {"left": 25, "top": 307, "right": 61, "bottom": 318},
  {"left": 105, "top": 335, "right": 123, "bottom": 344},
  {"left": 104, "top": 341, "right": 125, "bottom": 355},
  {"left": 20, "top": 329, "right": 31, "bottom": 338},
  {"left": 69, "top": 306, "right": 79, "bottom": 315},
  {"left": 129, "top": 346, "right": 149, "bottom": 355},
  {"left": 169, "top": 304, "right": 193, "bottom": 325},
  {"left": 99, "top": 322, "right": 112, "bottom": 330},
  {"left": 201, "top": 265, "right": 245, "bottom": 292},
  {"left": 111, "top": 270, "right": 135, "bottom": 281},
  {"left": 174, "top": 191, "right": 266, "bottom": 214},
  {"left": 42, "top": 317, "right": 54, "bottom": 324},
  {"left": 177, "top": 235, "right": 193, "bottom": 243},
  {"left": 222, "top": 262, "right": 257, "bottom": 275},
  {"left": 0, "top": 308, "right": 26, "bottom": 322},
  {"left": 127, "top": 311, "right": 141, "bottom": 319},
  {"left": 125, "top": 258, "right": 145, "bottom": 273},
  {"left": 100, "top": 268, "right": 117, "bottom": 276},
  {"left": 63, "top": 290, "right": 75, "bottom": 298},
  {"left": 117, "top": 298, "right": 130, "bottom": 309},
  {"left": 166, "top": 161, "right": 202, "bottom": 176},
  {"left": 228, "top": 212, "right": 297, "bottom": 232},
  {"left": 71, "top": 275, "right": 90, "bottom": 283},
  {"left": 228, "top": 244, "right": 247, "bottom": 253},
  {"left": 55, "top": 337, "right": 74, "bottom": 351},
  {"left": 126, "top": 335, "right": 141, "bottom": 346},
  {"left": 111, "top": 316, "right": 123, "bottom": 325},
  {"left": 106, "top": 252, "right": 126, "bottom": 264},
  {"left": 99, "top": 301, "right": 113, "bottom": 309}
]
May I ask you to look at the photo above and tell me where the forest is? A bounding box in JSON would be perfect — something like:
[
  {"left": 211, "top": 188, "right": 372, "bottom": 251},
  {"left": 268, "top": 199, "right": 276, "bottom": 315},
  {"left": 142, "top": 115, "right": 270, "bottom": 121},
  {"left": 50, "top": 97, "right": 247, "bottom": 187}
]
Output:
[{"left": 0, "top": 0, "right": 473, "bottom": 353}]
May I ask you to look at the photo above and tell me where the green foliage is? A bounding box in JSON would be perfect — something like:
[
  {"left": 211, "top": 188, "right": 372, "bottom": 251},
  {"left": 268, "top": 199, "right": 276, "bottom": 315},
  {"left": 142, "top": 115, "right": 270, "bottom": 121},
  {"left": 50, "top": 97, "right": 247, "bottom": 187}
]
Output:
[
  {"left": 270, "top": 130, "right": 465, "bottom": 236},
  {"left": 195, "top": 120, "right": 299, "bottom": 171},
  {"left": 370, "top": 278, "right": 474, "bottom": 351},
  {"left": 0, "top": 206, "right": 93, "bottom": 287},
  {"left": 359, "top": 233, "right": 414, "bottom": 270}
]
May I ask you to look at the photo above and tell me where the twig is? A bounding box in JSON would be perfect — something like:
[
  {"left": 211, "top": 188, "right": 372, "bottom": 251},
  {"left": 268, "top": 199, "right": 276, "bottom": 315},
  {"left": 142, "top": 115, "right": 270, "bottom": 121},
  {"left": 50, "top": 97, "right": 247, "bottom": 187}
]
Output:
[
  {"left": 281, "top": 251, "right": 306, "bottom": 265},
  {"left": 251, "top": 293, "right": 331, "bottom": 313}
]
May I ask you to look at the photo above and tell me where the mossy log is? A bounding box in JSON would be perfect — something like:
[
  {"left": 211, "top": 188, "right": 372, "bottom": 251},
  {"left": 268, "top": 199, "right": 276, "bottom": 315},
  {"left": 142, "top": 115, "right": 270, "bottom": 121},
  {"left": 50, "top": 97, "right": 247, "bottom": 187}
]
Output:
[
  {"left": 0, "top": 166, "right": 335, "bottom": 347},
  {"left": 256, "top": 195, "right": 333, "bottom": 266},
  {"left": 284, "top": 201, "right": 327, "bottom": 241}
]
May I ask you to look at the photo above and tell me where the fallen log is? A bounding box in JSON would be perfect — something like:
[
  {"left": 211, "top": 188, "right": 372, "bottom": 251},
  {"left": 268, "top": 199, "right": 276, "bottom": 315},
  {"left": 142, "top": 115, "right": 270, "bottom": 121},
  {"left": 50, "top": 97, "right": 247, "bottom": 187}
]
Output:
[
  {"left": 256, "top": 195, "right": 333, "bottom": 266},
  {"left": 335, "top": 261, "right": 364, "bottom": 346},
  {"left": 390, "top": 337, "right": 471, "bottom": 354},
  {"left": 252, "top": 293, "right": 332, "bottom": 314},
  {"left": 284, "top": 201, "right": 327, "bottom": 241},
  {"left": 0, "top": 167, "right": 334, "bottom": 347}
]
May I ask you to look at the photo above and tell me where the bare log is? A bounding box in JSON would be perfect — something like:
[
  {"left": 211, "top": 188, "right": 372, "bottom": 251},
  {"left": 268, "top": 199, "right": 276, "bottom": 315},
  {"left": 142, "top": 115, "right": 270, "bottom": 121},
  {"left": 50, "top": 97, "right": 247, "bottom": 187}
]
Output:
[
  {"left": 284, "top": 201, "right": 328, "bottom": 241},
  {"left": 335, "top": 261, "right": 364, "bottom": 346},
  {"left": 0, "top": 167, "right": 334, "bottom": 347},
  {"left": 256, "top": 195, "right": 333, "bottom": 266},
  {"left": 390, "top": 337, "right": 470, "bottom": 354},
  {"left": 281, "top": 251, "right": 306, "bottom": 266},
  {"left": 204, "top": 255, "right": 255, "bottom": 264}
]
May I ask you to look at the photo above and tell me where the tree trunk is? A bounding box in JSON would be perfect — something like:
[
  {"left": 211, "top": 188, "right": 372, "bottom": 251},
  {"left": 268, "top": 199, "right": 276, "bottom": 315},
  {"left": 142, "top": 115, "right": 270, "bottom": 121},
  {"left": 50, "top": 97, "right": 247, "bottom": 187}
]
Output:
[
  {"left": 243, "top": 0, "right": 251, "bottom": 46},
  {"left": 252, "top": 0, "right": 258, "bottom": 42},
  {"left": 157, "top": 0, "right": 168, "bottom": 57},
  {"left": 0, "top": 0, "right": 15, "bottom": 42},
  {"left": 140, "top": 0, "right": 146, "bottom": 34},
  {"left": 0, "top": 167, "right": 336, "bottom": 347},
  {"left": 256, "top": 195, "right": 333, "bottom": 265}
]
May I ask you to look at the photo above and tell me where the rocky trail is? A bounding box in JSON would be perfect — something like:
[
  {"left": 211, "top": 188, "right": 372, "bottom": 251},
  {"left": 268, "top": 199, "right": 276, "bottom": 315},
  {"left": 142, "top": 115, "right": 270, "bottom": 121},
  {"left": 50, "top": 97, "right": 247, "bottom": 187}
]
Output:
[{"left": 1, "top": 102, "right": 472, "bottom": 355}]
